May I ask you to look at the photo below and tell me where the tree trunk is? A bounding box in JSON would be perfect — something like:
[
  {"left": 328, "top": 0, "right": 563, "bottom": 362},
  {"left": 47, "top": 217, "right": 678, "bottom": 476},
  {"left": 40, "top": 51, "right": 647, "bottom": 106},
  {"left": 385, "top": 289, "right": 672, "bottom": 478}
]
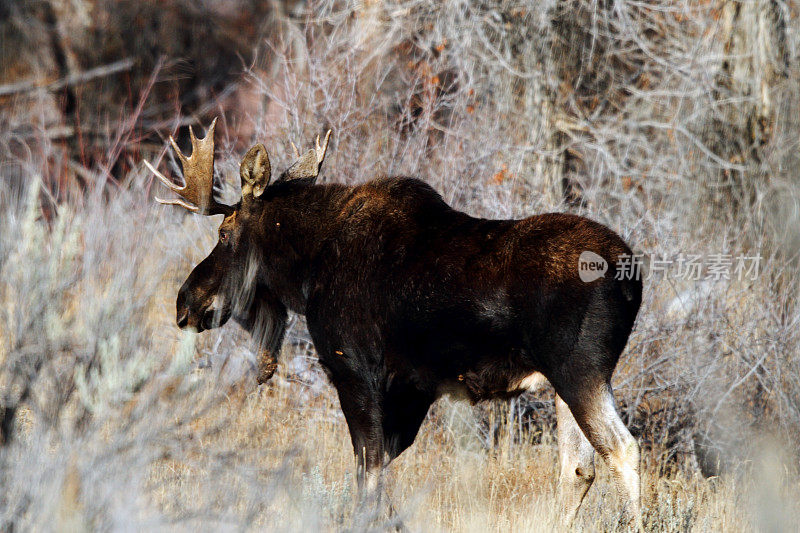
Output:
[{"left": 711, "top": 0, "right": 789, "bottom": 211}]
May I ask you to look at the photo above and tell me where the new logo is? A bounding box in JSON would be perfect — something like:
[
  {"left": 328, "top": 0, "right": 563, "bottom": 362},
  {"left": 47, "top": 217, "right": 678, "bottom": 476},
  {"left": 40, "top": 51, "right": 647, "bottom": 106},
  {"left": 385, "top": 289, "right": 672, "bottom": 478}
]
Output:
[{"left": 578, "top": 251, "right": 608, "bottom": 282}]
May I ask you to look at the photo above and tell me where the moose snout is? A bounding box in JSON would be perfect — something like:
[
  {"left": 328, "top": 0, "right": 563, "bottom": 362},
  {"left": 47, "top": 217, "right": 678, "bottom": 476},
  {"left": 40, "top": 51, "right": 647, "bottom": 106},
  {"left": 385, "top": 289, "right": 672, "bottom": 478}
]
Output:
[
  {"left": 176, "top": 304, "right": 202, "bottom": 331},
  {"left": 203, "top": 297, "right": 232, "bottom": 330},
  {"left": 175, "top": 306, "right": 213, "bottom": 332},
  {"left": 175, "top": 298, "right": 230, "bottom": 332},
  {"left": 177, "top": 309, "right": 189, "bottom": 329}
]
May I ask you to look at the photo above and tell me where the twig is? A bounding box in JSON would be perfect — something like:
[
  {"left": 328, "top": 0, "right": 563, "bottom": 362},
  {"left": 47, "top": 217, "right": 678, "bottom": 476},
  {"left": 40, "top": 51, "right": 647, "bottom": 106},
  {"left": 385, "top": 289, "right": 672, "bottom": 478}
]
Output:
[{"left": 0, "top": 58, "right": 135, "bottom": 98}]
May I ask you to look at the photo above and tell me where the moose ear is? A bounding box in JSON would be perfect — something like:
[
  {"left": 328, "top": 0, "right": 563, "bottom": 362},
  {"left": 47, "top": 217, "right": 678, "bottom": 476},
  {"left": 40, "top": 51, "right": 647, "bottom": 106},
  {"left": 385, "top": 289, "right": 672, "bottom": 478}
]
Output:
[{"left": 240, "top": 144, "right": 271, "bottom": 198}]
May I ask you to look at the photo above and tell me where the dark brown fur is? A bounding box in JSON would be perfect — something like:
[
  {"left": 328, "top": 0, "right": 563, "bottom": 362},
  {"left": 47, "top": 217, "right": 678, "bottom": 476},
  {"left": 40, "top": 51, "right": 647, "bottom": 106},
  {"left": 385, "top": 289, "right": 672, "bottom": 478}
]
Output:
[{"left": 172, "top": 154, "right": 643, "bottom": 519}]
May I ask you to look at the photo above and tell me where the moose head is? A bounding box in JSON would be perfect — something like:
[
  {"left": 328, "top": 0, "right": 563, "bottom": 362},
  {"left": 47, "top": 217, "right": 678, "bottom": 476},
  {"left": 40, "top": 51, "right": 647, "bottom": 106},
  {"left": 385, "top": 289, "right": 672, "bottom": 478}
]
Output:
[{"left": 144, "top": 119, "right": 331, "bottom": 333}]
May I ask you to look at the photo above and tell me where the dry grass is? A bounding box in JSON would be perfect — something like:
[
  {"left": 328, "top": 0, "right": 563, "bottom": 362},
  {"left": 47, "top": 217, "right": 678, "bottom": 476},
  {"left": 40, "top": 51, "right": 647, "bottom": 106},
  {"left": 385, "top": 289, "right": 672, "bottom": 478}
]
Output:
[{"left": 133, "top": 369, "right": 783, "bottom": 532}]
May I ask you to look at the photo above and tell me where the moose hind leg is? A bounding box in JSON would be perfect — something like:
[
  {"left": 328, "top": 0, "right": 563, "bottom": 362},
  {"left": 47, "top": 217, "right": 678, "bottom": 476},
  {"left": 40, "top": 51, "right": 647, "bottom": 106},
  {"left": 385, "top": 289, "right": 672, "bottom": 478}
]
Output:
[
  {"left": 565, "top": 382, "right": 642, "bottom": 529},
  {"left": 555, "top": 393, "right": 595, "bottom": 527}
]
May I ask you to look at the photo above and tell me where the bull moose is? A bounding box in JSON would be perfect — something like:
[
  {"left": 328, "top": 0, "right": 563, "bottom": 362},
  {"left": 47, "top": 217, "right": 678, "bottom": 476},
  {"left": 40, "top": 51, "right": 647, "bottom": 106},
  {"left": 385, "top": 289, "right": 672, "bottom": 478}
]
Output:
[{"left": 145, "top": 120, "right": 644, "bottom": 528}]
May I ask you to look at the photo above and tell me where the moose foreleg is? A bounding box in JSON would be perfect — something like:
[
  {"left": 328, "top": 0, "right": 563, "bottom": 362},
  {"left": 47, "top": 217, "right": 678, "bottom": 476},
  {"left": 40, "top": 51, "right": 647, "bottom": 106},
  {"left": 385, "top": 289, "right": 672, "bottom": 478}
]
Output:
[
  {"left": 349, "top": 409, "right": 385, "bottom": 511},
  {"left": 329, "top": 366, "right": 389, "bottom": 522}
]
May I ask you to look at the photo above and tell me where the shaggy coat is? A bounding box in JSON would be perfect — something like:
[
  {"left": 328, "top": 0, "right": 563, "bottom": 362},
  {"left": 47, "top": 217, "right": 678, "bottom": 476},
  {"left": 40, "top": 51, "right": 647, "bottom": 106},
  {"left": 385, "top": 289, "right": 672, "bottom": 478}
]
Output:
[{"left": 150, "top": 126, "right": 644, "bottom": 526}]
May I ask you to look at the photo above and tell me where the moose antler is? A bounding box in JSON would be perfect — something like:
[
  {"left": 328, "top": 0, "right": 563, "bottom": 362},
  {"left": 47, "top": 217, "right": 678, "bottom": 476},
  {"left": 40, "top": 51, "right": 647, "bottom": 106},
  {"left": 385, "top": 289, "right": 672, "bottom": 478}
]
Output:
[
  {"left": 284, "top": 129, "right": 332, "bottom": 181},
  {"left": 144, "top": 118, "right": 233, "bottom": 216}
]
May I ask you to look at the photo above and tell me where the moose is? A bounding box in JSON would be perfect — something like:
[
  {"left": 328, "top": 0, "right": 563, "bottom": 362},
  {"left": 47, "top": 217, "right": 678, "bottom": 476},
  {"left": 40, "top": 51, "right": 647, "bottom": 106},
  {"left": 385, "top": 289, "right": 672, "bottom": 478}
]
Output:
[{"left": 145, "top": 120, "right": 644, "bottom": 528}]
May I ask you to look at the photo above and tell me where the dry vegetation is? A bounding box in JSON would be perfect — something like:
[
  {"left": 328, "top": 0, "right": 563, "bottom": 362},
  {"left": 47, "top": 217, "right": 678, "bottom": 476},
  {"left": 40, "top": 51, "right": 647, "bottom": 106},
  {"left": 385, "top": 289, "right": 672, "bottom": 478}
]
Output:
[{"left": 2, "top": 0, "right": 800, "bottom": 530}]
